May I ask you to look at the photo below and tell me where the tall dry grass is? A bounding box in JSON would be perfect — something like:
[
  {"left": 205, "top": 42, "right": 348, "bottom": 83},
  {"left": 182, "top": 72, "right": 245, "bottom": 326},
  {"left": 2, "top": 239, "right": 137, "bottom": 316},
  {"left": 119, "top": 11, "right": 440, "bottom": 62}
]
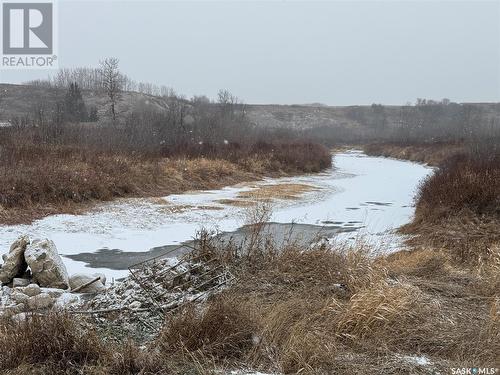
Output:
[
  {"left": 0, "top": 312, "right": 211, "bottom": 374},
  {"left": 158, "top": 296, "right": 257, "bottom": 361},
  {"left": 0, "top": 234, "right": 498, "bottom": 374},
  {"left": 0, "top": 125, "right": 331, "bottom": 224},
  {"left": 0, "top": 312, "right": 105, "bottom": 373},
  {"left": 154, "top": 236, "right": 499, "bottom": 374},
  {"left": 1, "top": 183, "right": 498, "bottom": 375}
]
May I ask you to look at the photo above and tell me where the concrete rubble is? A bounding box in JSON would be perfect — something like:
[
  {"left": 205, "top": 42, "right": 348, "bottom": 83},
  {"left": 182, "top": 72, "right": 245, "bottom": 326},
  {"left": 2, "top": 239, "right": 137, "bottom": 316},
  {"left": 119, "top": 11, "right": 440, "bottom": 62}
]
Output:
[
  {"left": 0, "top": 236, "right": 89, "bottom": 318},
  {"left": 25, "top": 239, "right": 70, "bottom": 289},
  {"left": 0, "top": 235, "right": 29, "bottom": 284}
]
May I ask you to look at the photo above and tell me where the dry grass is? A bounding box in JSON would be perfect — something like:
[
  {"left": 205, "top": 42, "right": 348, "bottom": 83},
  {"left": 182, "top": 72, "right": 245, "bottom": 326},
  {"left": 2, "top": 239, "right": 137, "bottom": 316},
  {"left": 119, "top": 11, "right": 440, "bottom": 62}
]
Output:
[
  {"left": 157, "top": 296, "right": 257, "bottom": 361},
  {"left": 382, "top": 248, "right": 451, "bottom": 278},
  {"left": 363, "top": 142, "right": 467, "bottom": 166},
  {"left": 0, "top": 127, "right": 332, "bottom": 225},
  {"left": 216, "top": 198, "right": 256, "bottom": 207},
  {"left": 0, "top": 154, "right": 252, "bottom": 224},
  {"left": 237, "top": 183, "right": 318, "bottom": 200},
  {"left": 0, "top": 312, "right": 104, "bottom": 372},
  {"left": 0, "top": 235, "right": 498, "bottom": 374},
  {"left": 150, "top": 235, "right": 499, "bottom": 374},
  {"left": 0, "top": 312, "right": 208, "bottom": 374},
  {"left": 364, "top": 142, "right": 499, "bottom": 227},
  {"left": 367, "top": 141, "right": 500, "bottom": 273},
  {"left": 250, "top": 296, "right": 336, "bottom": 372},
  {"left": 403, "top": 211, "right": 500, "bottom": 265},
  {"left": 403, "top": 150, "right": 500, "bottom": 268},
  {"left": 332, "top": 280, "right": 431, "bottom": 347}
]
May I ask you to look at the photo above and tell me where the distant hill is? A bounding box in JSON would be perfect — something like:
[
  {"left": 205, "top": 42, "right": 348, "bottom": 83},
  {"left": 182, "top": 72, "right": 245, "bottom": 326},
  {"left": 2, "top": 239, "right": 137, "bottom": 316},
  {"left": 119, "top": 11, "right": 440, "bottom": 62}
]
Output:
[
  {"left": 246, "top": 104, "right": 360, "bottom": 130},
  {"left": 1, "top": 83, "right": 499, "bottom": 134},
  {"left": 0, "top": 83, "right": 170, "bottom": 123}
]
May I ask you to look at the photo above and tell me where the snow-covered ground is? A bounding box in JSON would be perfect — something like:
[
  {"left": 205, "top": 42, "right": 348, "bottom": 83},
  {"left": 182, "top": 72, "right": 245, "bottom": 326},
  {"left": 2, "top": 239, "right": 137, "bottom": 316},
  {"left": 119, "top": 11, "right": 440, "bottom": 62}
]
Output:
[{"left": 0, "top": 151, "right": 433, "bottom": 278}]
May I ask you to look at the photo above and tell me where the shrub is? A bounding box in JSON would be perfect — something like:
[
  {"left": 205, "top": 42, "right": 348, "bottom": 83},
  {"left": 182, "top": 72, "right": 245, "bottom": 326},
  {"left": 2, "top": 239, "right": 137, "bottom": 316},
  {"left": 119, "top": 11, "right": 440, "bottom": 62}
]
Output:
[
  {"left": 415, "top": 152, "right": 500, "bottom": 221},
  {"left": 0, "top": 125, "right": 331, "bottom": 224}
]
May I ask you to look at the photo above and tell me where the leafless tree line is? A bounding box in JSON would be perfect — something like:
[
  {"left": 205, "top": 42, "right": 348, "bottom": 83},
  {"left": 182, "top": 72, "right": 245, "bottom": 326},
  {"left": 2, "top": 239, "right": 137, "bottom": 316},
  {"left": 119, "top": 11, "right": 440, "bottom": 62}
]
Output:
[
  {"left": 305, "top": 100, "right": 500, "bottom": 145},
  {"left": 12, "top": 65, "right": 258, "bottom": 157},
  {"left": 392, "top": 101, "right": 500, "bottom": 143},
  {"left": 118, "top": 88, "right": 251, "bottom": 154},
  {"left": 25, "top": 62, "right": 175, "bottom": 97},
  {"left": 20, "top": 59, "right": 500, "bottom": 147}
]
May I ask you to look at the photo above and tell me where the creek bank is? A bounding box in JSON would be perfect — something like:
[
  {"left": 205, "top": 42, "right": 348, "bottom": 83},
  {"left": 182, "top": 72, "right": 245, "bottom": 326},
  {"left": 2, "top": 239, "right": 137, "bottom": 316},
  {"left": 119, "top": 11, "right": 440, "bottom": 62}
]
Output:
[
  {"left": 363, "top": 142, "right": 466, "bottom": 166},
  {"left": 0, "top": 151, "right": 434, "bottom": 278}
]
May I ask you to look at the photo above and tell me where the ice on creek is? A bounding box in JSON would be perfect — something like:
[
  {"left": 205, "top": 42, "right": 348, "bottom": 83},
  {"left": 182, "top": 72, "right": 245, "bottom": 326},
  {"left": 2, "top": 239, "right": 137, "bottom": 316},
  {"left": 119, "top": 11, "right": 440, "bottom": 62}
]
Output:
[{"left": 0, "top": 151, "right": 434, "bottom": 277}]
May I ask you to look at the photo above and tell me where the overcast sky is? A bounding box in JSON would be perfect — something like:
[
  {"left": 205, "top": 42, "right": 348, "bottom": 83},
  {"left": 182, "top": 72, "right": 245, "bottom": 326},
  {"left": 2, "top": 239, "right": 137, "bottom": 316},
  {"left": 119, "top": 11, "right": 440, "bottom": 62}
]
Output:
[{"left": 1, "top": 1, "right": 499, "bottom": 105}]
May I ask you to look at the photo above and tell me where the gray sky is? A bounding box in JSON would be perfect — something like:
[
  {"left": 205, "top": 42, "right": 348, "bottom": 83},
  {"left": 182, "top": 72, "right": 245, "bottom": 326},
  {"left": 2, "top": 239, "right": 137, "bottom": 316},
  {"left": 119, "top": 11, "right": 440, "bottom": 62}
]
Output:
[{"left": 1, "top": 0, "right": 499, "bottom": 105}]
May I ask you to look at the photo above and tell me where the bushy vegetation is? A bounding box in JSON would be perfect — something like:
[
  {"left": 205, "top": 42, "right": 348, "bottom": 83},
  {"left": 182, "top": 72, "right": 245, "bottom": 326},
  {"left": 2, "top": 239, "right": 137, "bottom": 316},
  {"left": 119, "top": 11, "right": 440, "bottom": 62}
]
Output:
[
  {"left": 0, "top": 112, "right": 331, "bottom": 224},
  {"left": 405, "top": 146, "right": 500, "bottom": 265},
  {"left": 364, "top": 139, "right": 500, "bottom": 269},
  {"left": 0, "top": 230, "right": 498, "bottom": 374},
  {"left": 415, "top": 151, "right": 500, "bottom": 221}
]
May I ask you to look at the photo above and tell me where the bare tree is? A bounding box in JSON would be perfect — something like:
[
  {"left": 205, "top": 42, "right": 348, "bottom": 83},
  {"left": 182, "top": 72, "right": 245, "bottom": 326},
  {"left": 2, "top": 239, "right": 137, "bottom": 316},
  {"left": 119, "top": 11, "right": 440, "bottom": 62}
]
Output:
[{"left": 99, "top": 57, "right": 121, "bottom": 122}]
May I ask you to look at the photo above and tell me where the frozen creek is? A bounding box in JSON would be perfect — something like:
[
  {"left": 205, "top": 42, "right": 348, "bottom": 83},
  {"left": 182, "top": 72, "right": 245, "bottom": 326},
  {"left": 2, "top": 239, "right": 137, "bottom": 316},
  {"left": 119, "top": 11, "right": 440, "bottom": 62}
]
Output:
[{"left": 0, "top": 151, "right": 433, "bottom": 280}]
